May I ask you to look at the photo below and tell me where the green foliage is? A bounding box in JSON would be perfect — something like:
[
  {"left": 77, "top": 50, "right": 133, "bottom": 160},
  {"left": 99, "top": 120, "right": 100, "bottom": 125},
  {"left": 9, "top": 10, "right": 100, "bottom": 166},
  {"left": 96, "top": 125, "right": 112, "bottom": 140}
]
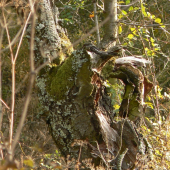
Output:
[{"left": 58, "top": 0, "right": 98, "bottom": 46}]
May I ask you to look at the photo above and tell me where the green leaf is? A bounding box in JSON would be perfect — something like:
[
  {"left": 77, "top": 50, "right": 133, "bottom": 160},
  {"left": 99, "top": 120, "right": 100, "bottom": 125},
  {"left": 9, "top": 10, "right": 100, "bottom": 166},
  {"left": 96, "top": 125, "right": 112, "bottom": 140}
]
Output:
[
  {"left": 122, "top": 10, "right": 127, "bottom": 15},
  {"left": 126, "top": 0, "right": 130, "bottom": 5},
  {"left": 128, "top": 6, "right": 133, "bottom": 11}
]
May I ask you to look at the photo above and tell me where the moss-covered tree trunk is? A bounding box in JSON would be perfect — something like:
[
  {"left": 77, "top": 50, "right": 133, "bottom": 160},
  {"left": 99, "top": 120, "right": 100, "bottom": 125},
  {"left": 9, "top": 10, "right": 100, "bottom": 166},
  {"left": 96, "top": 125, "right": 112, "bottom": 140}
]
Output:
[{"left": 31, "top": 0, "right": 151, "bottom": 169}]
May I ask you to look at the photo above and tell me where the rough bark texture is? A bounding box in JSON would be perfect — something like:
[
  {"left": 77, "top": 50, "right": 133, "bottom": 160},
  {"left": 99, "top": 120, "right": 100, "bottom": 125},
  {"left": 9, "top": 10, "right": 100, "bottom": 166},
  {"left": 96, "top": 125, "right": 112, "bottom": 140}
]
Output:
[
  {"left": 109, "top": 63, "right": 153, "bottom": 123},
  {"left": 30, "top": 0, "right": 152, "bottom": 169}
]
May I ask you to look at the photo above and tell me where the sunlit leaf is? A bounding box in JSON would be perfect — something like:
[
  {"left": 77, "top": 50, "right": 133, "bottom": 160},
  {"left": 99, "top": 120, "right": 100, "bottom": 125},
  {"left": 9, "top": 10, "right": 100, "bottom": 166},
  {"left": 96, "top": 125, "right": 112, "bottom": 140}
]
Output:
[
  {"left": 122, "top": 10, "right": 127, "bottom": 15},
  {"left": 150, "top": 37, "right": 155, "bottom": 43},
  {"left": 119, "top": 26, "right": 122, "bottom": 34},
  {"left": 141, "top": 4, "right": 147, "bottom": 17},
  {"left": 119, "top": 1, "right": 125, "bottom": 3},
  {"left": 128, "top": 34, "right": 134, "bottom": 39},
  {"left": 160, "top": 25, "right": 165, "bottom": 28},
  {"left": 130, "top": 28, "right": 136, "bottom": 32},
  {"left": 154, "top": 47, "right": 160, "bottom": 51},
  {"left": 118, "top": 14, "right": 123, "bottom": 19},
  {"left": 147, "top": 95, "right": 151, "bottom": 101},
  {"left": 145, "top": 47, "right": 149, "bottom": 51},
  {"left": 130, "top": 27, "right": 137, "bottom": 35},
  {"left": 145, "top": 102, "right": 154, "bottom": 109},
  {"left": 128, "top": 6, "right": 133, "bottom": 11},
  {"left": 114, "top": 104, "right": 120, "bottom": 110},
  {"left": 126, "top": 0, "right": 130, "bottom": 5},
  {"left": 151, "top": 14, "right": 156, "bottom": 19},
  {"left": 155, "top": 149, "right": 162, "bottom": 156},
  {"left": 155, "top": 18, "right": 161, "bottom": 24}
]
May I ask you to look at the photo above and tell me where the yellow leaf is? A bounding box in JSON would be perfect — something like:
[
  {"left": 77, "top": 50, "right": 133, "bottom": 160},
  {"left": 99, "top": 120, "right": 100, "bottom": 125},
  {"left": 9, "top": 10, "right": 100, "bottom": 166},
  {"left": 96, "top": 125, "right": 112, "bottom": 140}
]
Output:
[
  {"left": 128, "top": 34, "right": 134, "bottom": 39},
  {"left": 160, "top": 24, "right": 165, "bottom": 28},
  {"left": 155, "top": 149, "right": 162, "bottom": 156},
  {"left": 147, "top": 96, "right": 151, "bottom": 101},
  {"left": 114, "top": 104, "right": 120, "bottom": 110},
  {"left": 150, "top": 37, "right": 155, "bottom": 43},
  {"left": 119, "top": 26, "right": 122, "bottom": 34},
  {"left": 119, "top": 1, "right": 125, "bottom": 4},
  {"left": 145, "top": 102, "right": 153, "bottom": 109},
  {"left": 130, "top": 28, "right": 136, "bottom": 32},
  {"left": 155, "top": 18, "right": 161, "bottom": 24},
  {"left": 118, "top": 14, "right": 123, "bottom": 19},
  {"left": 122, "top": 10, "right": 127, "bottom": 15},
  {"left": 128, "top": 6, "right": 133, "bottom": 11},
  {"left": 151, "top": 15, "right": 156, "bottom": 19}
]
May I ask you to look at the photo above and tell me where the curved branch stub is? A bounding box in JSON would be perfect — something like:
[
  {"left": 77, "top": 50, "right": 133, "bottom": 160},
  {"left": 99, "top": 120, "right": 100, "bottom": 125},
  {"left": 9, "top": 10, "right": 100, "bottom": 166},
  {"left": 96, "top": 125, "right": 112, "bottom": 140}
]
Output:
[{"left": 109, "top": 57, "right": 152, "bottom": 122}]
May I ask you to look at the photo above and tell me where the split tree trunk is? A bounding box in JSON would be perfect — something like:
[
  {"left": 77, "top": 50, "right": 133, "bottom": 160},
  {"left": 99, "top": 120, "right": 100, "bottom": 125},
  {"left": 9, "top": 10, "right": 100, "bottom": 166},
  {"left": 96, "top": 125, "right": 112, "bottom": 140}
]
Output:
[{"left": 30, "top": 0, "right": 152, "bottom": 169}]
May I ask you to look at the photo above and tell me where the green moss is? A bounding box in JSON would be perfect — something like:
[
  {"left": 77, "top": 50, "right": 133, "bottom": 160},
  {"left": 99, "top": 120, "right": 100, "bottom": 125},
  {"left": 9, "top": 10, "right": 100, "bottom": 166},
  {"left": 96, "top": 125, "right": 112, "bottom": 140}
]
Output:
[
  {"left": 47, "top": 56, "right": 75, "bottom": 100},
  {"left": 101, "top": 59, "right": 116, "bottom": 84},
  {"left": 46, "top": 49, "right": 93, "bottom": 101}
]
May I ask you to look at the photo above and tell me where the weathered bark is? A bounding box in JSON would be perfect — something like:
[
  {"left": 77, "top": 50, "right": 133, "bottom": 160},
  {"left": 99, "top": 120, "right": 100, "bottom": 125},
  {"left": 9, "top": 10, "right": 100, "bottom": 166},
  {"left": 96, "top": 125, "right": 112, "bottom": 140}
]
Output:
[
  {"left": 31, "top": 0, "right": 152, "bottom": 169},
  {"left": 109, "top": 59, "right": 153, "bottom": 123}
]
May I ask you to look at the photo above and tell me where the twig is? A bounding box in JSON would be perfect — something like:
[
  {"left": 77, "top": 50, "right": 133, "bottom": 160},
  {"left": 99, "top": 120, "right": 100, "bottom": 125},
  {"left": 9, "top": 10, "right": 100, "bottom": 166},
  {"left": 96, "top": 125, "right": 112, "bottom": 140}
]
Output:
[
  {"left": 13, "top": 5, "right": 33, "bottom": 63},
  {"left": 96, "top": 141, "right": 108, "bottom": 168},
  {"left": 0, "top": 99, "right": 10, "bottom": 110},
  {"left": 76, "top": 145, "right": 82, "bottom": 170},
  {"left": 0, "top": 26, "right": 23, "bottom": 53},
  {"left": 117, "top": 0, "right": 139, "bottom": 7},
  {"left": 120, "top": 20, "right": 170, "bottom": 27}
]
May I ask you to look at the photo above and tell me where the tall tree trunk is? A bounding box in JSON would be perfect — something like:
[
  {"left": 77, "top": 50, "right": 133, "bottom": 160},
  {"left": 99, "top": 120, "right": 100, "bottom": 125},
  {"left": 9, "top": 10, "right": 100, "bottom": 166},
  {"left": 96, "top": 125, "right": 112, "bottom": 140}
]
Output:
[{"left": 32, "top": 0, "right": 151, "bottom": 169}]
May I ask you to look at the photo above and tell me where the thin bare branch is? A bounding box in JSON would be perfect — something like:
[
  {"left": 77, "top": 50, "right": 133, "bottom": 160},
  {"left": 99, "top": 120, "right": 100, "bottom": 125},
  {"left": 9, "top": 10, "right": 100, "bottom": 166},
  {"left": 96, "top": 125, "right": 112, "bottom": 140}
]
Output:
[
  {"left": 0, "top": 99, "right": 10, "bottom": 110},
  {"left": 2, "top": 8, "right": 15, "bottom": 152},
  {"left": 1, "top": 26, "right": 23, "bottom": 53},
  {"left": 13, "top": 3, "right": 35, "bottom": 63},
  {"left": 11, "top": 0, "right": 36, "bottom": 158}
]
